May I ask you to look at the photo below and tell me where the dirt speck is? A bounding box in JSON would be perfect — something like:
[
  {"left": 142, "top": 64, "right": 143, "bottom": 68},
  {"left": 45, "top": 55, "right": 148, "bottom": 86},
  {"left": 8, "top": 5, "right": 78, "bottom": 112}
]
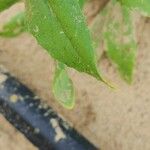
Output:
[
  {"left": 34, "top": 128, "right": 40, "bottom": 134},
  {"left": 0, "top": 74, "right": 7, "bottom": 84},
  {"left": 9, "top": 94, "right": 19, "bottom": 103},
  {"left": 50, "top": 119, "right": 66, "bottom": 142}
]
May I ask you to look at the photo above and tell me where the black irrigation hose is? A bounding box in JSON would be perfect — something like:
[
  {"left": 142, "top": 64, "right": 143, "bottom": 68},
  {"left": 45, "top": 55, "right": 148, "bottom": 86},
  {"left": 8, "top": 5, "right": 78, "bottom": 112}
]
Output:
[{"left": 0, "top": 69, "right": 98, "bottom": 150}]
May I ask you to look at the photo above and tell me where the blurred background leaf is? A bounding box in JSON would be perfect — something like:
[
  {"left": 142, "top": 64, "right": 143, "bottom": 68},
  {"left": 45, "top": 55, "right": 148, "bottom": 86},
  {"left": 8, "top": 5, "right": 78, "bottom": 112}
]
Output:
[
  {"left": 118, "top": 0, "right": 150, "bottom": 16},
  {"left": 103, "top": 0, "right": 137, "bottom": 83},
  {"left": 0, "top": 11, "right": 25, "bottom": 37},
  {"left": 0, "top": 0, "right": 19, "bottom": 12}
]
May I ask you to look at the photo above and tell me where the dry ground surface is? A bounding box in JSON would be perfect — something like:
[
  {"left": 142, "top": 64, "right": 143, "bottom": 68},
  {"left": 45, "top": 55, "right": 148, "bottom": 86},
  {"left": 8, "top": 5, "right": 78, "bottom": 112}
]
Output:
[{"left": 0, "top": 1, "right": 150, "bottom": 150}]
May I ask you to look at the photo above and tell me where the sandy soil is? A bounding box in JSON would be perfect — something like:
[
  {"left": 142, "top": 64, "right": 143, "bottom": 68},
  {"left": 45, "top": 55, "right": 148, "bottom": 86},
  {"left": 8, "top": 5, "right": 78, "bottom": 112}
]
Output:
[{"left": 0, "top": 2, "right": 150, "bottom": 150}]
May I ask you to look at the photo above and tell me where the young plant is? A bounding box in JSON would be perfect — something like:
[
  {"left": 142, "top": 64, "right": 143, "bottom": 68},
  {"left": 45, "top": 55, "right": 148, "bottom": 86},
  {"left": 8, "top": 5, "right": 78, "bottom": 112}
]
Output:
[{"left": 0, "top": 0, "right": 149, "bottom": 109}]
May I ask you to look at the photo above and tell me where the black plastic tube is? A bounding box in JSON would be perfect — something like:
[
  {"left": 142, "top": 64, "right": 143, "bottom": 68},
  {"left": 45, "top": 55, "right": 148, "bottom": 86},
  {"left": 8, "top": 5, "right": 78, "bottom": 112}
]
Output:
[{"left": 0, "top": 70, "right": 98, "bottom": 150}]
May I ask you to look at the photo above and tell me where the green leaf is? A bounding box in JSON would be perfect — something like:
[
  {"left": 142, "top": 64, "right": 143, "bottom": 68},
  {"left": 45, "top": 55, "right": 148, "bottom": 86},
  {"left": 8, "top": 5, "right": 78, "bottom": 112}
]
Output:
[
  {"left": 103, "top": 1, "right": 137, "bottom": 83},
  {"left": 0, "top": 12, "right": 25, "bottom": 37},
  {"left": 118, "top": 0, "right": 150, "bottom": 16},
  {"left": 0, "top": 0, "right": 19, "bottom": 12},
  {"left": 53, "top": 62, "right": 75, "bottom": 109},
  {"left": 79, "top": 0, "right": 86, "bottom": 8},
  {"left": 25, "top": 0, "right": 107, "bottom": 83}
]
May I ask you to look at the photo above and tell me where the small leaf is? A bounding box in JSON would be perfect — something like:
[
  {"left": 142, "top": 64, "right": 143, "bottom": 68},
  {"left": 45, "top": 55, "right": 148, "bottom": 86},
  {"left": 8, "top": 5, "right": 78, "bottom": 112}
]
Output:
[
  {"left": 53, "top": 62, "right": 75, "bottom": 109},
  {"left": 0, "top": 0, "right": 19, "bottom": 12},
  {"left": 25, "top": 0, "right": 106, "bottom": 83},
  {"left": 118, "top": 0, "right": 150, "bottom": 16},
  {"left": 0, "top": 11, "right": 25, "bottom": 37},
  {"left": 103, "top": 0, "right": 137, "bottom": 83}
]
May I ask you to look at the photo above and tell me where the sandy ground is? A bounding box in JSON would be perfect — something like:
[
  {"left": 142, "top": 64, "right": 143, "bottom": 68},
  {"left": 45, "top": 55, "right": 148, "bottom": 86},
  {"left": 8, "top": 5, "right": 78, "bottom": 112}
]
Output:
[{"left": 0, "top": 2, "right": 150, "bottom": 150}]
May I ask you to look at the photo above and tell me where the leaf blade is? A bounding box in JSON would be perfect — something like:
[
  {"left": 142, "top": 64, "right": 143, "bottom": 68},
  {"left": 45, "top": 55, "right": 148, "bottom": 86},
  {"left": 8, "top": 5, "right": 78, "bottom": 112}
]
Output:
[
  {"left": 25, "top": 0, "right": 105, "bottom": 82},
  {"left": 53, "top": 63, "right": 75, "bottom": 109},
  {"left": 79, "top": 0, "right": 87, "bottom": 8}
]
